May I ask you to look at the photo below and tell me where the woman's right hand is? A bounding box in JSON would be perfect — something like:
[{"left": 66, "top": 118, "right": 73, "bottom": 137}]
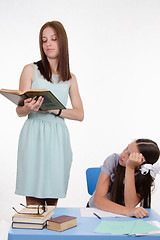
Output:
[
  {"left": 127, "top": 207, "right": 149, "bottom": 218},
  {"left": 17, "top": 96, "right": 44, "bottom": 117},
  {"left": 24, "top": 96, "right": 44, "bottom": 113}
]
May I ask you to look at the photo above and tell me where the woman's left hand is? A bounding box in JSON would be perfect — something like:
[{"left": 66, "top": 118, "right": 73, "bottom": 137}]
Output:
[{"left": 126, "top": 153, "right": 145, "bottom": 169}]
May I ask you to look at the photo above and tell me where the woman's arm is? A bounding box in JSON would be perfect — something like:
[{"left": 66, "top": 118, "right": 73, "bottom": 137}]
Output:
[
  {"left": 94, "top": 171, "right": 130, "bottom": 215},
  {"left": 47, "top": 74, "right": 84, "bottom": 121},
  {"left": 124, "top": 153, "right": 145, "bottom": 208},
  {"left": 124, "top": 167, "right": 140, "bottom": 208},
  {"left": 16, "top": 64, "right": 44, "bottom": 117},
  {"left": 94, "top": 171, "right": 148, "bottom": 218}
]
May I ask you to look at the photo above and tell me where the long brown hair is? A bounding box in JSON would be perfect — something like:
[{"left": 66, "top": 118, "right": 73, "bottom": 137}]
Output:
[
  {"left": 35, "top": 21, "right": 71, "bottom": 82},
  {"left": 109, "top": 139, "right": 160, "bottom": 208}
]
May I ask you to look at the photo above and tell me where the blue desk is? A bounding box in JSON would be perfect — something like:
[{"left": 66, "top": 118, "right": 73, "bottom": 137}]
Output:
[{"left": 8, "top": 208, "right": 160, "bottom": 240}]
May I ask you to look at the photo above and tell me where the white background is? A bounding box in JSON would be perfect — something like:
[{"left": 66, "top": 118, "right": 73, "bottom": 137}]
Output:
[{"left": 0, "top": 0, "right": 160, "bottom": 239}]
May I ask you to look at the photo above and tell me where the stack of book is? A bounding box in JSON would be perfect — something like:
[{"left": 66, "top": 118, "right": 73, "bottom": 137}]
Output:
[{"left": 12, "top": 205, "right": 55, "bottom": 229}]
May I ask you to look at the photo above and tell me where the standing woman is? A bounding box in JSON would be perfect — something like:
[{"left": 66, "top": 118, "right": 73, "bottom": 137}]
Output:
[{"left": 15, "top": 21, "right": 84, "bottom": 206}]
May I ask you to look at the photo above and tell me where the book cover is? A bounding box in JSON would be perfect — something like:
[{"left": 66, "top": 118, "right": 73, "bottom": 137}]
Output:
[
  {"left": 12, "top": 221, "right": 47, "bottom": 229},
  {"left": 0, "top": 88, "right": 66, "bottom": 111},
  {"left": 47, "top": 215, "right": 77, "bottom": 232},
  {"left": 12, "top": 205, "right": 55, "bottom": 224}
]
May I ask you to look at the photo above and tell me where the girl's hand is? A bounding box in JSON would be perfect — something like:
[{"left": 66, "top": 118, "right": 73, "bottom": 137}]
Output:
[
  {"left": 127, "top": 207, "right": 149, "bottom": 218},
  {"left": 24, "top": 96, "right": 44, "bottom": 112},
  {"left": 126, "top": 152, "right": 145, "bottom": 169}
]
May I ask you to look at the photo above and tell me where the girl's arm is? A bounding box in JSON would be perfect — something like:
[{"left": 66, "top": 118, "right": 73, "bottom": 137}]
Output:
[
  {"left": 124, "top": 153, "right": 145, "bottom": 208},
  {"left": 47, "top": 74, "right": 84, "bottom": 121},
  {"left": 16, "top": 64, "right": 44, "bottom": 117},
  {"left": 94, "top": 171, "right": 148, "bottom": 218}
]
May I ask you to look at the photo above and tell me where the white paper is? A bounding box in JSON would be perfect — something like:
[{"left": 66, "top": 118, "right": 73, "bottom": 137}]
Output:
[
  {"left": 80, "top": 207, "right": 126, "bottom": 218},
  {"left": 136, "top": 221, "right": 160, "bottom": 236}
]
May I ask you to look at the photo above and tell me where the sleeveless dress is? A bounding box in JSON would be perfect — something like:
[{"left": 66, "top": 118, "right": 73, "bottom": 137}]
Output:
[{"left": 15, "top": 64, "right": 73, "bottom": 198}]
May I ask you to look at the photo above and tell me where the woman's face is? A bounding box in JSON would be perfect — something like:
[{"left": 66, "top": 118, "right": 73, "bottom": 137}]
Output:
[
  {"left": 119, "top": 141, "right": 139, "bottom": 167},
  {"left": 42, "top": 27, "right": 59, "bottom": 60}
]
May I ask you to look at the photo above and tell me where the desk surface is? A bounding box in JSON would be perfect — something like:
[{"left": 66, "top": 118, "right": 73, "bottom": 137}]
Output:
[{"left": 8, "top": 207, "right": 160, "bottom": 240}]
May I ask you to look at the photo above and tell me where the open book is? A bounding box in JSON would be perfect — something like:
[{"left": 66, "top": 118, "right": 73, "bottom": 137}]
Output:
[{"left": 0, "top": 88, "right": 65, "bottom": 111}]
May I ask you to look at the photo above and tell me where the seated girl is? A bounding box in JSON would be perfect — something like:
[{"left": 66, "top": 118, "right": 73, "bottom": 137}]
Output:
[{"left": 87, "top": 139, "right": 160, "bottom": 218}]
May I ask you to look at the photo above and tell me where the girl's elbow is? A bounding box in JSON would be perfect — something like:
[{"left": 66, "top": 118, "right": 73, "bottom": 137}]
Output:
[
  {"left": 16, "top": 107, "right": 21, "bottom": 117},
  {"left": 94, "top": 195, "right": 100, "bottom": 208},
  {"left": 94, "top": 199, "right": 98, "bottom": 208},
  {"left": 79, "top": 112, "right": 84, "bottom": 121},
  {"left": 77, "top": 109, "right": 84, "bottom": 121}
]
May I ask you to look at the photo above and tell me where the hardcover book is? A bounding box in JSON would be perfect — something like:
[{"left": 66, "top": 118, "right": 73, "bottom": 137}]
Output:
[
  {"left": 12, "top": 221, "right": 47, "bottom": 229},
  {"left": 0, "top": 88, "right": 65, "bottom": 111},
  {"left": 47, "top": 215, "right": 77, "bottom": 232},
  {"left": 12, "top": 205, "right": 55, "bottom": 224}
]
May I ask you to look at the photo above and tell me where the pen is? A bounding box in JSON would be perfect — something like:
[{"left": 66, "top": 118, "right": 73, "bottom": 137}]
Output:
[{"left": 93, "top": 212, "right": 101, "bottom": 219}]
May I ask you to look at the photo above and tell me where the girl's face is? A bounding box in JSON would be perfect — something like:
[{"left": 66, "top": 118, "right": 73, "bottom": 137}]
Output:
[
  {"left": 42, "top": 27, "right": 59, "bottom": 60},
  {"left": 119, "top": 142, "right": 139, "bottom": 167}
]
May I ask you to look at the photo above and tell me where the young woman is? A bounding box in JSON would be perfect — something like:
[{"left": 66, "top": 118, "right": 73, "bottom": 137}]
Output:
[
  {"left": 87, "top": 139, "right": 160, "bottom": 218},
  {"left": 15, "top": 21, "right": 84, "bottom": 206}
]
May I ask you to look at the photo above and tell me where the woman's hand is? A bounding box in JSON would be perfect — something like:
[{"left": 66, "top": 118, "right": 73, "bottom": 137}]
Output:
[
  {"left": 127, "top": 206, "right": 149, "bottom": 218},
  {"left": 16, "top": 96, "right": 44, "bottom": 117},
  {"left": 24, "top": 96, "right": 44, "bottom": 112},
  {"left": 126, "top": 153, "right": 145, "bottom": 169},
  {"left": 17, "top": 96, "right": 44, "bottom": 117}
]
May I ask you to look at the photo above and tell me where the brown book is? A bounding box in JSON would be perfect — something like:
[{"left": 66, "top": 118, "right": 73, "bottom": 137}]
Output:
[
  {"left": 47, "top": 215, "right": 77, "bottom": 232},
  {"left": 0, "top": 88, "right": 65, "bottom": 111}
]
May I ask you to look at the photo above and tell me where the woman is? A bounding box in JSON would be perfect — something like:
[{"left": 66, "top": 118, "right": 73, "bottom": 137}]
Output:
[
  {"left": 87, "top": 139, "right": 160, "bottom": 218},
  {"left": 15, "top": 21, "right": 84, "bottom": 206}
]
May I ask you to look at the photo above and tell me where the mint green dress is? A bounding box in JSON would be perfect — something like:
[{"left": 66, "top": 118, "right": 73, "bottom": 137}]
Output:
[{"left": 15, "top": 64, "right": 72, "bottom": 198}]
